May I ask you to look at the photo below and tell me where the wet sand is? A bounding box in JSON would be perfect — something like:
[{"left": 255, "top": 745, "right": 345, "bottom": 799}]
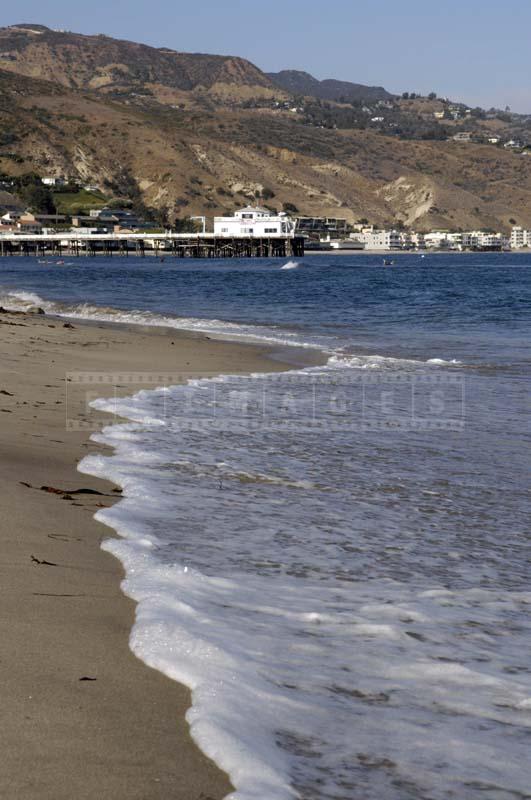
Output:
[{"left": 0, "top": 309, "right": 292, "bottom": 800}]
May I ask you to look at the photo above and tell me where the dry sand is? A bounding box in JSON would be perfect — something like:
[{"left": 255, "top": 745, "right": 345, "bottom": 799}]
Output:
[{"left": 0, "top": 309, "right": 295, "bottom": 800}]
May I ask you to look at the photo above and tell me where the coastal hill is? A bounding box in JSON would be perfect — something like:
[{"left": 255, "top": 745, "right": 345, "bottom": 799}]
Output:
[
  {"left": 0, "top": 24, "right": 274, "bottom": 102},
  {"left": 267, "top": 70, "right": 393, "bottom": 103},
  {"left": 1, "top": 24, "right": 531, "bottom": 231}
]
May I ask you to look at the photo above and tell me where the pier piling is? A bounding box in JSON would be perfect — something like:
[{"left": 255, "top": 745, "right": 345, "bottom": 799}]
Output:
[{"left": 0, "top": 234, "right": 304, "bottom": 259}]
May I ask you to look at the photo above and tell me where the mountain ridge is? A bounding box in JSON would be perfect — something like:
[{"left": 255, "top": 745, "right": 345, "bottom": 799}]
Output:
[
  {"left": 0, "top": 24, "right": 273, "bottom": 95},
  {"left": 267, "top": 70, "right": 394, "bottom": 103}
]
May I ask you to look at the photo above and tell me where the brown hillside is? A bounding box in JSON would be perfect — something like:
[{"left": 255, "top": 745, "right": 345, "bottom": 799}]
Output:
[
  {"left": 1, "top": 27, "right": 531, "bottom": 231},
  {"left": 0, "top": 25, "right": 272, "bottom": 97}
]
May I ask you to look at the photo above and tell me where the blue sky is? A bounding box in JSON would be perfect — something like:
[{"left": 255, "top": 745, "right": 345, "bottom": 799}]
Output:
[{"left": 1, "top": 0, "right": 530, "bottom": 112}]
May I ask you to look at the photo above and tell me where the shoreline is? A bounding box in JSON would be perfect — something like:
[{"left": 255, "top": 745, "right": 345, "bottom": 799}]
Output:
[
  {"left": 0, "top": 308, "right": 312, "bottom": 799},
  {"left": 303, "top": 248, "right": 516, "bottom": 255}
]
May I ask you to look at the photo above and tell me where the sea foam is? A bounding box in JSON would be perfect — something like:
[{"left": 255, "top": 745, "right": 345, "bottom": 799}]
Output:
[{"left": 78, "top": 366, "right": 531, "bottom": 799}]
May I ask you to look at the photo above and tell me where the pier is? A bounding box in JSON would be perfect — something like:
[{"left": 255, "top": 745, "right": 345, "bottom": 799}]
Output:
[{"left": 0, "top": 232, "right": 305, "bottom": 259}]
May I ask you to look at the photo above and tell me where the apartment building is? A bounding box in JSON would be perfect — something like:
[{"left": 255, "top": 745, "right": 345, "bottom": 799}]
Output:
[
  {"left": 357, "top": 229, "right": 403, "bottom": 250},
  {"left": 510, "top": 226, "right": 531, "bottom": 249}
]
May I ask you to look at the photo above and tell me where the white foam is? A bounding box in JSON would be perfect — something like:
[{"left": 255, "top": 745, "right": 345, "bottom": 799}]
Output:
[
  {"left": 280, "top": 261, "right": 300, "bottom": 270},
  {"left": 0, "top": 289, "right": 46, "bottom": 309},
  {"left": 427, "top": 357, "right": 462, "bottom": 366},
  {"left": 0, "top": 288, "right": 465, "bottom": 371},
  {"left": 76, "top": 373, "right": 531, "bottom": 800},
  {"left": 0, "top": 288, "right": 323, "bottom": 350},
  {"left": 327, "top": 353, "right": 463, "bottom": 370}
]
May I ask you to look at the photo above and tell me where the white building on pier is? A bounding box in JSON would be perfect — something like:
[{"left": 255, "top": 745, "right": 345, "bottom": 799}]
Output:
[{"left": 214, "top": 206, "right": 296, "bottom": 237}]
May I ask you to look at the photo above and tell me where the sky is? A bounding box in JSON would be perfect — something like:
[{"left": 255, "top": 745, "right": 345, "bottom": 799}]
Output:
[{"left": 1, "top": 0, "right": 530, "bottom": 112}]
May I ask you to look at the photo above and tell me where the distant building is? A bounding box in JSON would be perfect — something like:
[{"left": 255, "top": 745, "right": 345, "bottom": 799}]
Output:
[
  {"left": 424, "top": 230, "right": 508, "bottom": 251},
  {"left": 34, "top": 213, "right": 68, "bottom": 224},
  {"left": 41, "top": 177, "right": 66, "bottom": 187},
  {"left": 296, "top": 217, "right": 349, "bottom": 236},
  {"left": 328, "top": 238, "right": 365, "bottom": 250},
  {"left": 510, "top": 226, "right": 531, "bottom": 249},
  {"left": 72, "top": 215, "right": 111, "bottom": 230},
  {"left": 214, "top": 207, "right": 295, "bottom": 237},
  {"left": 475, "top": 232, "right": 507, "bottom": 250},
  {"left": 357, "top": 229, "right": 403, "bottom": 250},
  {"left": 424, "top": 231, "right": 454, "bottom": 249},
  {"left": 18, "top": 213, "right": 43, "bottom": 234},
  {"left": 410, "top": 232, "right": 426, "bottom": 249},
  {"left": 68, "top": 227, "right": 103, "bottom": 235},
  {"left": 89, "top": 207, "right": 143, "bottom": 229},
  {"left": 0, "top": 211, "right": 22, "bottom": 226},
  {"left": 1, "top": 211, "right": 43, "bottom": 234},
  {"left": 452, "top": 132, "right": 477, "bottom": 143}
]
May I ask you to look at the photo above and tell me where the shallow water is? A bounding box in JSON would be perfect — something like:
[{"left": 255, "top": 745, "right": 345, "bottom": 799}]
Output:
[{"left": 2, "top": 253, "right": 531, "bottom": 799}]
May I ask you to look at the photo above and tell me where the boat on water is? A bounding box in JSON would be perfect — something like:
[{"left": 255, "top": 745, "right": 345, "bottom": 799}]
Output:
[{"left": 383, "top": 259, "right": 394, "bottom": 266}]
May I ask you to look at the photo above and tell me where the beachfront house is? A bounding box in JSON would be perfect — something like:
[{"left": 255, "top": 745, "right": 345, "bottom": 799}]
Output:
[
  {"left": 410, "top": 232, "right": 426, "bottom": 249},
  {"left": 89, "top": 207, "right": 143, "bottom": 230},
  {"left": 357, "top": 229, "right": 403, "bottom": 250},
  {"left": 510, "top": 227, "right": 531, "bottom": 249},
  {"left": 296, "top": 217, "right": 349, "bottom": 237},
  {"left": 474, "top": 232, "right": 507, "bottom": 250},
  {"left": 214, "top": 206, "right": 296, "bottom": 237},
  {"left": 18, "top": 213, "right": 43, "bottom": 234},
  {"left": 424, "top": 231, "right": 459, "bottom": 250},
  {"left": 1, "top": 211, "right": 21, "bottom": 226},
  {"left": 424, "top": 230, "right": 508, "bottom": 251},
  {"left": 1, "top": 211, "right": 43, "bottom": 234}
]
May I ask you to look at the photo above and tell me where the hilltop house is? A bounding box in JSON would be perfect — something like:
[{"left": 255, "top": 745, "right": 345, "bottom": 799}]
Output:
[
  {"left": 452, "top": 131, "right": 479, "bottom": 143},
  {"left": 41, "top": 177, "right": 67, "bottom": 187},
  {"left": 214, "top": 206, "right": 295, "bottom": 237}
]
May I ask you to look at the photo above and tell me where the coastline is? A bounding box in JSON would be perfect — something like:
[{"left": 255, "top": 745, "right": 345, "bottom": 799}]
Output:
[
  {"left": 303, "top": 248, "right": 515, "bottom": 255},
  {"left": 0, "top": 308, "right": 299, "bottom": 799}
]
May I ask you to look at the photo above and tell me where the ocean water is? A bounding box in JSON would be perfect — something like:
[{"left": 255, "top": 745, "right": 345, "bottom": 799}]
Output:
[{"left": 2, "top": 253, "right": 531, "bottom": 799}]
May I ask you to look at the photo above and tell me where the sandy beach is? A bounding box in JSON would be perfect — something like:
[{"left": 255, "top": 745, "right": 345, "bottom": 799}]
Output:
[{"left": 0, "top": 308, "right": 292, "bottom": 800}]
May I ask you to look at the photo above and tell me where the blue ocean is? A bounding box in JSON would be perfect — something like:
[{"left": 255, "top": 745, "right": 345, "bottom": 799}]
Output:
[{"left": 1, "top": 253, "right": 530, "bottom": 800}]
